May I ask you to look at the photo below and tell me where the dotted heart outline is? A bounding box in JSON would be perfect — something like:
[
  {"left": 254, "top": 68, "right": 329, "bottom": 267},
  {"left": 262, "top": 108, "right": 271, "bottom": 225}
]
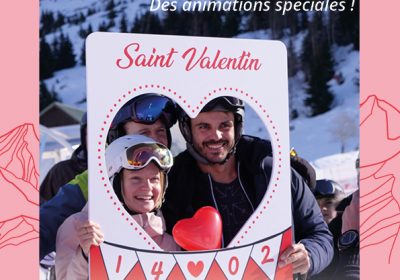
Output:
[{"left": 96, "top": 84, "right": 283, "bottom": 250}]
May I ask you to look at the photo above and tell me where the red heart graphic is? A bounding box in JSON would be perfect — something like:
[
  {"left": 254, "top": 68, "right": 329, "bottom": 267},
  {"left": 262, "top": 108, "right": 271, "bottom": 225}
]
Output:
[
  {"left": 172, "top": 206, "right": 222, "bottom": 251},
  {"left": 187, "top": 261, "right": 204, "bottom": 277}
]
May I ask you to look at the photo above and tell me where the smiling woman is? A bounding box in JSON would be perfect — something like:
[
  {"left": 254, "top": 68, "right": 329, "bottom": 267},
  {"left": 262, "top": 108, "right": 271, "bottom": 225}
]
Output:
[{"left": 54, "top": 135, "right": 180, "bottom": 279}]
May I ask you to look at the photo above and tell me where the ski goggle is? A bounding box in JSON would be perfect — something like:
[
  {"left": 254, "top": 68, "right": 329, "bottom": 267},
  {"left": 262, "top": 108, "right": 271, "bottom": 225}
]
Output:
[
  {"left": 202, "top": 96, "right": 245, "bottom": 112},
  {"left": 123, "top": 143, "right": 173, "bottom": 171},
  {"left": 111, "top": 95, "right": 177, "bottom": 129}
]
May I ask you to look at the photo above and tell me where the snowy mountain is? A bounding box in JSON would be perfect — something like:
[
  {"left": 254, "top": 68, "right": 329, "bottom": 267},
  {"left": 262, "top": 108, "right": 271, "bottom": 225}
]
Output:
[{"left": 40, "top": 0, "right": 360, "bottom": 188}]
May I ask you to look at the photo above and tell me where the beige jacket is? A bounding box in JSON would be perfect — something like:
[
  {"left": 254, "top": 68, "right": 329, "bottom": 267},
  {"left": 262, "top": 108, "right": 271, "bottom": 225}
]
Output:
[{"left": 55, "top": 204, "right": 180, "bottom": 280}]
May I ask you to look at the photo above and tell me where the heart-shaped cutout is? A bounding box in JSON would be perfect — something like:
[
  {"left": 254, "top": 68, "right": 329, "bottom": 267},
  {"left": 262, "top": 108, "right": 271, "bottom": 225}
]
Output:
[
  {"left": 187, "top": 260, "right": 204, "bottom": 277},
  {"left": 172, "top": 206, "right": 222, "bottom": 251}
]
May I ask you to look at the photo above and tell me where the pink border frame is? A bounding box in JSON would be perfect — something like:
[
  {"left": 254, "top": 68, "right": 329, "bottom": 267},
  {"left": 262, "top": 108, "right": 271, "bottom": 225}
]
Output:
[
  {"left": 1, "top": 1, "right": 399, "bottom": 278},
  {"left": 360, "top": 1, "right": 400, "bottom": 278},
  {"left": 0, "top": 1, "right": 39, "bottom": 279}
]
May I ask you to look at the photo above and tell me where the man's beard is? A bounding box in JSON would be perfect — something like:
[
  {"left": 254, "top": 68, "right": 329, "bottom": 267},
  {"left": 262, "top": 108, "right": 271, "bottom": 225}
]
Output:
[{"left": 196, "top": 139, "right": 233, "bottom": 164}]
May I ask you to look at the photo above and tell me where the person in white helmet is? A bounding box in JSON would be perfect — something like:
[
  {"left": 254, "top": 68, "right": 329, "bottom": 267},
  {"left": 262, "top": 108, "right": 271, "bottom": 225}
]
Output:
[{"left": 55, "top": 135, "right": 180, "bottom": 280}]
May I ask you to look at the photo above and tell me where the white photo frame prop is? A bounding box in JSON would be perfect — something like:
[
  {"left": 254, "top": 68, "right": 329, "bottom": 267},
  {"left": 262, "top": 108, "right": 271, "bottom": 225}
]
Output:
[{"left": 87, "top": 33, "right": 292, "bottom": 279}]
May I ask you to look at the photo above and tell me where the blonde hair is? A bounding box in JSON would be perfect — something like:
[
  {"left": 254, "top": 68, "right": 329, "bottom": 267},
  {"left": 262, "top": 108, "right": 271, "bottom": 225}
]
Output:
[{"left": 154, "top": 171, "right": 166, "bottom": 209}]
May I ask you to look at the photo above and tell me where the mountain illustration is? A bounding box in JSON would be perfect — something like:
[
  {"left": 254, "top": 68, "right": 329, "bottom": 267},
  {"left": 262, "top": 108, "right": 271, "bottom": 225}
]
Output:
[{"left": 0, "top": 123, "right": 39, "bottom": 250}]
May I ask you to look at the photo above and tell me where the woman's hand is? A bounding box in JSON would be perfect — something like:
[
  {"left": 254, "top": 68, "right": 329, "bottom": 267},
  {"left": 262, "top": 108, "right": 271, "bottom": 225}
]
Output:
[{"left": 74, "top": 214, "right": 104, "bottom": 257}]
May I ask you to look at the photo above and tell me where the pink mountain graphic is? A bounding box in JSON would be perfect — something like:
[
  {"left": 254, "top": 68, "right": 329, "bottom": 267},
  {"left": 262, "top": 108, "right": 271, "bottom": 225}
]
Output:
[
  {"left": 0, "top": 123, "right": 39, "bottom": 250},
  {"left": 360, "top": 95, "right": 400, "bottom": 273}
]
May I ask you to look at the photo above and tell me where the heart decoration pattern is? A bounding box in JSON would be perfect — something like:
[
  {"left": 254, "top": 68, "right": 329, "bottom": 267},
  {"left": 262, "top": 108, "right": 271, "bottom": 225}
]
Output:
[
  {"left": 187, "top": 261, "right": 205, "bottom": 277},
  {"left": 172, "top": 206, "right": 222, "bottom": 251}
]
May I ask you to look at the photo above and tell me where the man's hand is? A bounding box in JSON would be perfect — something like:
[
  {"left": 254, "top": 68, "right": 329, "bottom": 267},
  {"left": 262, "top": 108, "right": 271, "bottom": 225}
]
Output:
[{"left": 278, "top": 243, "right": 310, "bottom": 275}]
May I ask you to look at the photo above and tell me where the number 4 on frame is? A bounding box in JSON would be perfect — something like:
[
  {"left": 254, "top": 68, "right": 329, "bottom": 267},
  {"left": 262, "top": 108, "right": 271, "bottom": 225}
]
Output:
[{"left": 136, "top": 251, "right": 176, "bottom": 280}]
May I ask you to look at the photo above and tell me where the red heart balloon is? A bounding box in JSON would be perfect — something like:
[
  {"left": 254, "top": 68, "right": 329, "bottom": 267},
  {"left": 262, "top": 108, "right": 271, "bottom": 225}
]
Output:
[{"left": 172, "top": 206, "right": 222, "bottom": 251}]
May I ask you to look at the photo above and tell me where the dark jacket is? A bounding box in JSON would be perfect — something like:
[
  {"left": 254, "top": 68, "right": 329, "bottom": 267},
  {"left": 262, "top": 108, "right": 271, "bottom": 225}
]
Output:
[
  {"left": 162, "top": 135, "right": 333, "bottom": 277},
  {"left": 40, "top": 145, "right": 87, "bottom": 204},
  {"left": 40, "top": 171, "right": 88, "bottom": 260},
  {"left": 312, "top": 195, "right": 360, "bottom": 280}
]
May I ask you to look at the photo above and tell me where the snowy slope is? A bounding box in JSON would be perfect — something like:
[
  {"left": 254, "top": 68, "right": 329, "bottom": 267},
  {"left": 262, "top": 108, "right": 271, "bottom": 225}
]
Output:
[
  {"left": 41, "top": 0, "right": 360, "bottom": 185},
  {"left": 290, "top": 45, "right": 359, "bottom": 160}
]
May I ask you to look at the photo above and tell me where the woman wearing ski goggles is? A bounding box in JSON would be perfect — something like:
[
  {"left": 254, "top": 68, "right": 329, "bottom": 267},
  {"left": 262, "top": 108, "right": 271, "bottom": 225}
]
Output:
[{"left": 55, "top": 135, "right": 180, "bottom": 279}]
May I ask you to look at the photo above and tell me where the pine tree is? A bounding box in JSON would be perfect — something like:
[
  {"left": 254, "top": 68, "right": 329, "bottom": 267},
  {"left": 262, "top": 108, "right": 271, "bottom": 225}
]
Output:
[
  {"left": 80, "top": 42, "right": 86, "bottom": 66},
  {"left": 221, "top": 12, "right": 241, "bottom": 37},
  {"left": 108, "top": 18, "right": 115, "bottom": 29},
  {"left": 331, "top": 0, "right": 359, "bottom": 50},
  {"left": 201, "top": 11, "right": 223, "bottom": 36},
  {"left": 302, "top": 14, "right": 335, "bottom": 116},
  {"left": 268, "top": 2, "right": 283, "bottom": 39},
  {"left": 245, "top": 11, "right": 267, "bottom": 32},
  {"left": 106, "top": 0, "right": 116, "bottom": 20},
  {"left": 40, "top": 11, "right": 55, "bottom": 35},
  {"left": 55, "top": 12, "right": 65, "bottom": 28},
  {"left": 56, "top": 33, "right": 76, "bottom": 70},
  {"left": 40, "top": 82, "right": 60, "bottom": 111},
  {"left": 119, "top": 13, "right": 128, "bottom": 33},
  {"left": 299, "top": 11, "right": 308, "bottom": 31},
  {"left": 163, "top": 11, "right": 191, "bottom": 35},
  {"left": 79, "top": 12, "right": 86, "bottom": 23},
  {"left": 131, "top": 12, "right": 163, "bottom": 34},
  {"left": 287, "top": 39, "right": 298, "bottom": 77},
  {"left": 305, "top": 58, "right": 334, "bottom": 116},
  {"left": 40, "top": 38, "right": 56, "bottom": 80},
  {"left": 87, "top": 8, "right": 96, "bottom": 16},
  {"left": 78, "top": 25, "right": 86, "bottom": 38},
  {"left": 87, "top": 24, "right": 93, "bottom": 34},
  {"left": 286, "top": 10, "right": 299, "bottom": 35},
  {"left": 98, "top": 20, "right": 109, "bottom": 31}
]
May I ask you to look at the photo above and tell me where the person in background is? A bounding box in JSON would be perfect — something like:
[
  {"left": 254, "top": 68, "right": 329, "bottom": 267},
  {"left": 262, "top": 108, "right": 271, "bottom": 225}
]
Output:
[
  {"left": 40, "top": 113, "right": 88, "bottom": 204},
  {"left": 39, "top": 113, "right": 88, "bottom": 278},
  {"left": 290, "top": 148, "right": 317, "bottom": 192},
  {"left": 314, "top": 179, "right": 346, "bottom": 225},
  {"left": 332, "top": 157, "right": 360, "bottom": 279},
  {"left": 55, "top": 135, "right": 180, "bottom": 279},
  {"left": 312, "top": 162, "right": 359, "bottom": 279}
]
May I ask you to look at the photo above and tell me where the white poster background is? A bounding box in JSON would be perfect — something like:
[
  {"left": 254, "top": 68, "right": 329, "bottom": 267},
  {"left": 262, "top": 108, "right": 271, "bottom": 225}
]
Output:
[{"left": 87, "top": 32, "right": 291, "bottom": 275}]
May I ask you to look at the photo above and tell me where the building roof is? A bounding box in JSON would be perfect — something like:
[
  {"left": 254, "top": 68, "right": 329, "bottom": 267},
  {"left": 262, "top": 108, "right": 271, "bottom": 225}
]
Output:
[{"left": 40, "top": 102, "right": 85, "bottom": 127}]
